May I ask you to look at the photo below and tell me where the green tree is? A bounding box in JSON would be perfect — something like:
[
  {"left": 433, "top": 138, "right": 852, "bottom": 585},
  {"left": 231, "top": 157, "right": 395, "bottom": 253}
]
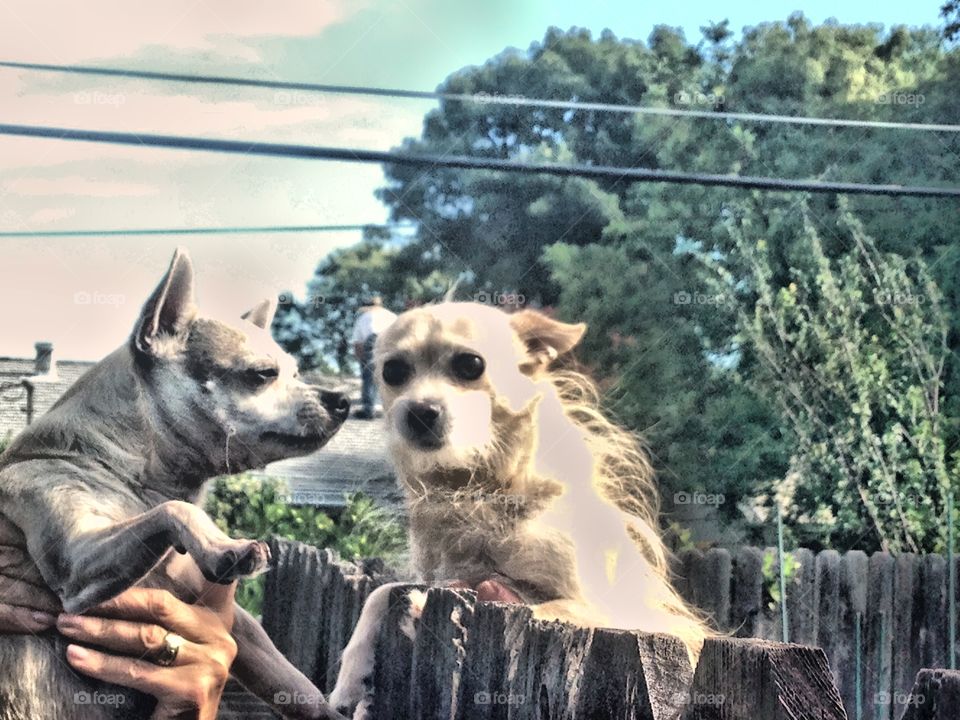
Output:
[
  {"left": 703, "top": 200, "right": 956, "bottom": 552},
  {"left": 281, "top": 20, "right": 959, "bottom": 549}
]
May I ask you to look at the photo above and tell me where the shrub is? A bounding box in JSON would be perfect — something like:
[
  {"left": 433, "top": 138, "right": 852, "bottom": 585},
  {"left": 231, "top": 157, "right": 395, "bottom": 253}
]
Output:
[{"left": 204, "top": 474, "right": 407, "bottom": 614}]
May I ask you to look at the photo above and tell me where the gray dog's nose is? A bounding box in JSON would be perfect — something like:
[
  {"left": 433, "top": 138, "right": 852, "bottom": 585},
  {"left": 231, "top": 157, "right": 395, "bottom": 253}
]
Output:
[
  {"left": 320, "top": 390, "right": 350, "bottom": 421},
  {"left": 406, "top": 400, "right": 444, "bottom": 439}
]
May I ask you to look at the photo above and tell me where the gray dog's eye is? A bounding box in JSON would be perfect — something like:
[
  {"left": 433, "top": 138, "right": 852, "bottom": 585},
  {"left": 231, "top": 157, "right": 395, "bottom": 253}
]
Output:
[
  {"left": 244, "top": 366, "right": 279, "bottom": 387},
  {"left": 451, "top": 352, "right": 485, "bottom": 381},
  {"left": 382, "top": 358, "right": 412, "bottom": 386}
]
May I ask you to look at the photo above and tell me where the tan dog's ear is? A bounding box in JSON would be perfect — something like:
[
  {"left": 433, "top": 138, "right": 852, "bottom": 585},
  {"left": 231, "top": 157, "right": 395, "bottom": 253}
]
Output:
[
  {"left": 510, "top": 309, "right": 586, "bottom": 373},
  {"left": 241, "top": 298, "right": 277, "bottom": 330},
  {"left": 133, "top": 247, "right": 196, "bottom": 355}
]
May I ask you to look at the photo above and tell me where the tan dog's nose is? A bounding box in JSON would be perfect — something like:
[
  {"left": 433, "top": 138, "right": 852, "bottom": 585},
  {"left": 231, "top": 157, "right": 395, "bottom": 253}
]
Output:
[{"left": 405, "top": 400, "right": 445, "bottom": 447}]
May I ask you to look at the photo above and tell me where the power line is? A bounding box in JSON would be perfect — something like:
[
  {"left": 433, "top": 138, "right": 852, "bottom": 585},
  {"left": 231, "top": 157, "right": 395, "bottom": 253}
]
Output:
[
  {"left": 3, "top": 60, "right": 958, "bottom": 134},
  {"left": 0, "top": 223, "right": 414, "bottom": 238},
  {"left": 2, "top": 122, "right": 958, "bottom": 199}
]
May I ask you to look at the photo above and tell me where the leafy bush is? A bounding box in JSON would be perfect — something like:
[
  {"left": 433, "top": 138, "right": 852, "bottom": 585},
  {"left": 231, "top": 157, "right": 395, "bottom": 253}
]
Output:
[
  {"left": 204, "top": 474, "right": 407, "bottom": 614},
  {"left": 703, "top": 201, "right": 957, "bottom": 553}
]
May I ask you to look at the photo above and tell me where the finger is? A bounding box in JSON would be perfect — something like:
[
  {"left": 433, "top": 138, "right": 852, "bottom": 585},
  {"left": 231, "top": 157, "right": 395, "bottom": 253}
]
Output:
[
  {"left": 57, "top": 614, "right": 207, "bottom": 665},
  {"left": 0, "top": 575, "right": 62, "bottom": 613},
  {"left": 0, "top": 546, "right": 47, "bottom": 586},
  {"left": 0, "top": 515, "right": 24, "bottom": 545},
  {"left": 475, "top": 579, "right": 523, "bottom": 603},
  {"left": 0, "top": 602, "right": 57, "bottom": 633},
  {"left": 89, "top": 588, "right": 223, "bottom": 644},
  {"left": 65, "top": 644, "right": 178, "bottom": 698}
]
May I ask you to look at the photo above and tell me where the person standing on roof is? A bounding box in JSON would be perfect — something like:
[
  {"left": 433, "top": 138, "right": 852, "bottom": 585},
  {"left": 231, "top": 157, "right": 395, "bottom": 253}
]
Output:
[{"left": 351, "top": 294, "right": 396, "bottom": 419}]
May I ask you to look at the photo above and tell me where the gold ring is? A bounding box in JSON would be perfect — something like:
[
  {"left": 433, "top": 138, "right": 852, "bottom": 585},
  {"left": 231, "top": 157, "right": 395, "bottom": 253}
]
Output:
[{"left": 152, "top": 631, "right": 186, "bottom": 667}]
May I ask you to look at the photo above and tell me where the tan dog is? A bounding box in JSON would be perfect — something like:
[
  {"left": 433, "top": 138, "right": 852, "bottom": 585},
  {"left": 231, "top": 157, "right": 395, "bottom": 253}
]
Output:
[{"left": 331, "top": 302, "right": 706, "bottom": 717}]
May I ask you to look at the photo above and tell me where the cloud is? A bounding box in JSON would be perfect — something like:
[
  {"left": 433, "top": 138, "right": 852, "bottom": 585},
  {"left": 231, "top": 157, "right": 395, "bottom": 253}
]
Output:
[
  {"left": 27, "top": 207, "right": 77, "bottom": 225},
  {"left": 0, "top": 0, "right": 367, "bottom": 64},
  {"left": 3, "top": 176, "right": 159, "bottom": 197}
]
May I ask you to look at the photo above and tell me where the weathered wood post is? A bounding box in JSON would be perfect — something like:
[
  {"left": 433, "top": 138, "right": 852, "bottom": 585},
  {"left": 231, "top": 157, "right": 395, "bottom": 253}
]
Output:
[{"left": 682, "top": 638, "right": 847, "bottom": 720}]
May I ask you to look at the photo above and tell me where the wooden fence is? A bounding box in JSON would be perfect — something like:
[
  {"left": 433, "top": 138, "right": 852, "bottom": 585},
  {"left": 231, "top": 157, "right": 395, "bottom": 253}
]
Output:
[
  {"left": 671, "top": 547, "right": 959, "bottom": 720},
  {"left": 259, "top": 539, "right": 960, "bottom": 720}
]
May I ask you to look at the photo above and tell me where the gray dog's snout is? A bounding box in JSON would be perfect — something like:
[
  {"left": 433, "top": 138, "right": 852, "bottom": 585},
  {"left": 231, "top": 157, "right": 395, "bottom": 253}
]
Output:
[
  {"left": 320, "top": 390, "right": 350, "bottom": 421},
  {"left": 405, "top": 400, "right": 445, "bottom": 446}
]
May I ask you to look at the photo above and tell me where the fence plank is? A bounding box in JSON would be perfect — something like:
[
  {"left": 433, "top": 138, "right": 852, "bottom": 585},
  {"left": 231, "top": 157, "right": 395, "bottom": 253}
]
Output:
[
  {"left": 865, "top": 552, "right": 894, "bottom": 720},
  {"left": 918, "top": 555, "right": 948, "bottom": 671},
  {"left": 372, "top": 584, "right": 426, "bottom": 720},
  {"left": 787, "top": 548, "right": 817, "bottom": 646},
  {"left": 409, "top": 588, "right": 474, "bottom": 720},
  {"left": 730, "top": 547, "right": 764, "bottom": 638},
  {"left": 674, "top": 549, "right": 702, "bottom": 610},
  {"left": 891, "top": 553, "right": 918, "bottom": 719},
  {"left": 574, "top": 629, "right": 691, "bottom": 720},
  {"left": 837, "top": 551, "right": 869, "bottom": 716},
  {"left": 816, "top": 549, "right": 843, "bottom": 687},
  {"left": 459, "top": 601, "right": 533, "bottom": 720},
  {"left": 695, "top": 549, "right": 731, "bottom": 631},
  {"left": 682, "top": 637, "right": 847, "bottom": 720}
]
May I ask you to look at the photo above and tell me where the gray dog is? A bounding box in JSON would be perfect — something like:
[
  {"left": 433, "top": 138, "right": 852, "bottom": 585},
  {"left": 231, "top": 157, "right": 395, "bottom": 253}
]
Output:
[{"left": 0, "top": 249, "right": 348, "bottom": 719}]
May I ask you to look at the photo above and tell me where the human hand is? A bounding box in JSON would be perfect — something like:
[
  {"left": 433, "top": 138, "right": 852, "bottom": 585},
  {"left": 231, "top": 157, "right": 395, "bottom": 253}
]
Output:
[
  {"left": 0, "top": 513, "right": 61, "bottom": 633},
  {"left": 57, "top": 584, "right": 238, "bottom": 720},
  {"left": 448, "top": 578, "right": 523, "bottom": 603}
]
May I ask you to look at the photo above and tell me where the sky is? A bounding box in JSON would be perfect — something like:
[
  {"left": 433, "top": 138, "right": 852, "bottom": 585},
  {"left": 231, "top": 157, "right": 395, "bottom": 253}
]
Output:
[{"left": 0, "top": 0, "right": 947, "bottom": 360}]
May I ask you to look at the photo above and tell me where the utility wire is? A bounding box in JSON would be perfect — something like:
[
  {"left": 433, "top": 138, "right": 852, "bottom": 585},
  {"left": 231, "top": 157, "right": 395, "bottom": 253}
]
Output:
[
  {"left": 2, "top": 60, "right": 958, "bottom": 134},
  {"left": 1, "top": 122, "right": 958, "bottom": 199},
  {"left": 0, "top": 223, "right": 414, "bottom": 238}
]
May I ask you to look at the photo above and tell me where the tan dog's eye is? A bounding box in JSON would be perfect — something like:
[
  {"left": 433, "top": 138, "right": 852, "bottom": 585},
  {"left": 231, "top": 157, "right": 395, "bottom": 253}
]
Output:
[
  {"left": 451, "top": 352, "right": 485, "bottom": 381},
  {"left": 382, "top": 358, "right": 412, "bottom": 387}
]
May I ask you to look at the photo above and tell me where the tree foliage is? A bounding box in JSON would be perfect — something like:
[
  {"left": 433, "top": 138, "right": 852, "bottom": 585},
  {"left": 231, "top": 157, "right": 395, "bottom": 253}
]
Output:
[
  {"left": 703, "top": 201, "right": 955, "bottom": 552},
  {"left": 283, "top": 18, "right": 959, "bottom": 551}
]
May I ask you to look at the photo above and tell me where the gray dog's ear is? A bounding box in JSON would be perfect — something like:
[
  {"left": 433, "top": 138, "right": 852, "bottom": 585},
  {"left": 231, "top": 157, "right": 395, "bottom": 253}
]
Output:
[
  {"left": 241, "top": 298, "right": 276, "bottom": 330},
  {"left": 510, "top": 309, "right": 586, "bottom": 372},
  {"left": 133, "top": 248, "right": 197, "bottom": 355}
]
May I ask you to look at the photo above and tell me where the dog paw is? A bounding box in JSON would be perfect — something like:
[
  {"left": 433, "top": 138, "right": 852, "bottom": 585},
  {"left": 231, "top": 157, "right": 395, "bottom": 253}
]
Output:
[
  {"left": 399, "top": 588, "right": 427, "bottom": 640},
  {"left": 329, "top": 673, "right": 373, "bottom": 720},
  {"left": 201, "top": 539, "right": 270, "bottom": 584}
]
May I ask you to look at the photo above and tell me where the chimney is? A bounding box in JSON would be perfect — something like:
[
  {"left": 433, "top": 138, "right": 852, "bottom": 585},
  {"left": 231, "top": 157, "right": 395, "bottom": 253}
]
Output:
[{"left": 34, "top": 341, "right": 55, "bottom": 376}]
